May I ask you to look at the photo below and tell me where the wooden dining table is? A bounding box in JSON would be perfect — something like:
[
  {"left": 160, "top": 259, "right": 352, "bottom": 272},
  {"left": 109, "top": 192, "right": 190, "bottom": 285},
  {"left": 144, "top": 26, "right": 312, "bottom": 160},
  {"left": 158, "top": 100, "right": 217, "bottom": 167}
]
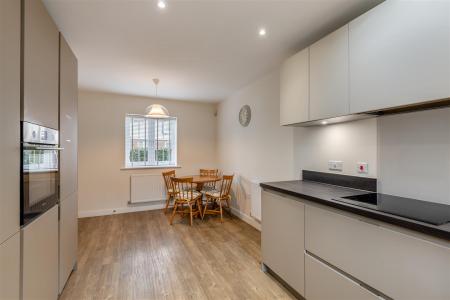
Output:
[{"left": 178, "top": 175, "right": 222, "bottom": 191}]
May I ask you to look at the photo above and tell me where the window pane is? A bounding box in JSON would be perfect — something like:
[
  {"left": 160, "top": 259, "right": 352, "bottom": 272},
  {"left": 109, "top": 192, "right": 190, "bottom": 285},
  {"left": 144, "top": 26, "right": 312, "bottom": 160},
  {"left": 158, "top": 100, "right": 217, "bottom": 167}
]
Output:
[{"left": 125, "top": 115, "right": 177, "bottom": 167}]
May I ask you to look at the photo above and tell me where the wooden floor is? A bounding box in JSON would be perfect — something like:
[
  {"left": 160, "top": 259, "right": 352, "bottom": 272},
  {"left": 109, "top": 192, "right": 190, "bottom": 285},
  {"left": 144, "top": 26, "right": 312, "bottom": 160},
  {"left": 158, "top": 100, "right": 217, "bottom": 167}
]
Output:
[{"left": 60, "top": 209, "right": 295, "bottom": 300}]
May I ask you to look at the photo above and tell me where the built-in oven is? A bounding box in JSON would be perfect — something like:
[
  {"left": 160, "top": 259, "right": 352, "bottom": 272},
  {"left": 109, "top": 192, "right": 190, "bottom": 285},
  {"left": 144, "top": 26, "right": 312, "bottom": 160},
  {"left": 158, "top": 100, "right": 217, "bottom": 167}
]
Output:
[{"left": 21, "top": 122, "right": 62, "bottom": 226}]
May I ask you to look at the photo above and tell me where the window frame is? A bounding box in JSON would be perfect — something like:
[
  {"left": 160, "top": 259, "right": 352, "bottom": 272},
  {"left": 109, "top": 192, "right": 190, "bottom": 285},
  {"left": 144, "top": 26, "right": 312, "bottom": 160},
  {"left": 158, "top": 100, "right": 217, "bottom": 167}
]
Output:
[{"left": 124, "top": 114, "right": 178, "bottom": 168}]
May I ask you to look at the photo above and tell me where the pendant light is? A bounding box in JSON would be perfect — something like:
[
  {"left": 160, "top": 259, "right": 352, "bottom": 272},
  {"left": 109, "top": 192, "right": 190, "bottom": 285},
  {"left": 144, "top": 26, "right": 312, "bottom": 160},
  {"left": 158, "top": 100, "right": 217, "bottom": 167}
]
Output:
[{"left": 145, "top": 78, "right": 170, "bottom": 118}]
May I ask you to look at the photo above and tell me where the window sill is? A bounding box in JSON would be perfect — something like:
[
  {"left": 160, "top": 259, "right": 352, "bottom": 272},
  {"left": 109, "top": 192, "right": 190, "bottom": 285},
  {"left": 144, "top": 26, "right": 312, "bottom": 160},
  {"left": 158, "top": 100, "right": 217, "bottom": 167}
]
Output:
[{"left": 121, "top": 165, "right": 181, "bottom": 171}]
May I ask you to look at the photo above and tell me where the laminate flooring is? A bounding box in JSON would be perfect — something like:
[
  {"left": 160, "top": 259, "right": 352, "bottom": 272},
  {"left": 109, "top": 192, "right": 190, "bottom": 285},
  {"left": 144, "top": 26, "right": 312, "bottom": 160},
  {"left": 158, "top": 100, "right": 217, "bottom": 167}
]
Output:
[{"left": 60, "top": 209, "right": 295, "bottom": 300}]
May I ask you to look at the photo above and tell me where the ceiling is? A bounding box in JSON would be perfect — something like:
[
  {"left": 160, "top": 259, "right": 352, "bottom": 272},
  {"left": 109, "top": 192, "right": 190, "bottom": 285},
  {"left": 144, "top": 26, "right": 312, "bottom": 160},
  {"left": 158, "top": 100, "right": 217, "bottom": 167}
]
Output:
[{"left": 43, "top": 0, "right": 382, "bottom": 102}]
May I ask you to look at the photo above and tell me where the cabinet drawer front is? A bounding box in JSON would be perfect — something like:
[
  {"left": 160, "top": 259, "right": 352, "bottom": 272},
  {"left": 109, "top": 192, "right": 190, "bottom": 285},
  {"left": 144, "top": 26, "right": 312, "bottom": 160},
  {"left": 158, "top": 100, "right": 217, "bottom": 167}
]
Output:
[
  {"left": 305, "top": 205, "right": 450, "bottom": 300},
  {"left": 262, "top": 191, "right": 305, "bottom": 295},
  {"left": 305, "top": 253, "right": 379, "bottom": 300}
]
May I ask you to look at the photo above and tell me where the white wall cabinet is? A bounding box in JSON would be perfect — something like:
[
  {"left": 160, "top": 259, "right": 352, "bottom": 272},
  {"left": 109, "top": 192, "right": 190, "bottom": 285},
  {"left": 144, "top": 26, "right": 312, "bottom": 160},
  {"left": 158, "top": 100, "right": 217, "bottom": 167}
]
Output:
[
  {"left": 280, "top": 48, "right": 309, "bottom": 125},
  {"left": 0, "top": 0, "right": 20, "bottom": 244},
  {"left": 261, "top": 191, "right": 305, "bottom": 296},
  {"left": 23, "top": 0, "right": 59, "bottom": 129},
  {"left": 59, "top": 34, "right": 78, "bottom": 293},
  {"left": 305, "top": 204, "right": 450, "bottom": 300},
  {"left": 280, "top": 1, "right": 450, "bottom": 125},
  {"left": 310, "top": 25, "right": 349, "bottom": 120},
  {"left": 305, "top": 253, "right": 379, "bottom": 300},
  {"left": 0, "top": 233, "right": 20, "bottom": 300},
  {"left": 22, "top": 206, "right": 59, "bottom": 300},
  {"left": 349, "top": 0, "right": 450, "bottom": 113}
]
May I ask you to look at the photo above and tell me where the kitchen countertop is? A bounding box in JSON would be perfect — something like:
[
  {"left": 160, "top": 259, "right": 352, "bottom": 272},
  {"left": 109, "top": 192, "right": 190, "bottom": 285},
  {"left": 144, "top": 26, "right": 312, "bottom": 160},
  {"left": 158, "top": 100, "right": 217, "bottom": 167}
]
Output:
[{"left": 260, "top": 180, "right": 450, "bottom": 241}]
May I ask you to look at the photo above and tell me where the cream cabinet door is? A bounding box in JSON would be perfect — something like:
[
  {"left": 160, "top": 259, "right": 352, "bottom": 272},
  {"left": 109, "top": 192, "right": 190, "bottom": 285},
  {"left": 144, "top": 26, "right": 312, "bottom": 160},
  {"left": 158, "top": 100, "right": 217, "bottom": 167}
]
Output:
[
  {"left": 280, "top": 48, "right": 309, "bottom": 125},
  {"left": 261, "top": 191, "right": 305, "bottom": 296},
  {"left": 0, "top": 233, "right": 20, "bottom": 300},
  {"left": 23, "top": 0, "right": 59, "bottom": 129},
  {"left": 59, "top": 193, "right": 78, "bottom": 293},
  {"left": 310, "top": 25, "right": 349, "bottom": 120},
  {"left": 22, "top": 206, "right": 59, "bottom": 300},
  {"left": 305, "top": 205, "right": 450, "bottom": 300},
  {"left": 0, "top": 0, "right": 20, "bottom": 243},
  {"left": 349, "top": 0, "right": 450, "bottom": 113},
  {"left": 60, "top": 35, "right": 78, "bottom": 200},
  {"left": 305, "top": 253, "right": 379, "bottom": 300}
]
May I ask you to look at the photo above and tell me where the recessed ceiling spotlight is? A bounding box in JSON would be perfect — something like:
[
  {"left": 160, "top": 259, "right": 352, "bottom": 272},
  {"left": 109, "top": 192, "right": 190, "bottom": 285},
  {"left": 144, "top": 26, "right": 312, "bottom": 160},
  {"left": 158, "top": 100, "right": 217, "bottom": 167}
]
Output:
[
  {"left": 321, "top": 121, "right": 328, "bottom": 125},
  {"left": 157, "top": 0, "right": 166, "bottom": 9},
  {"left": 258, "top": 28, "right": 267, "bottom": 37}
]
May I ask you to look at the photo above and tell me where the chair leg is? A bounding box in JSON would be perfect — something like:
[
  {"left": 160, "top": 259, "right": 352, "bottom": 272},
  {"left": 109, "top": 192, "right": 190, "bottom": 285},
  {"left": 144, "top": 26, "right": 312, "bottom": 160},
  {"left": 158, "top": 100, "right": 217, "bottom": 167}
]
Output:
[
  {"left": 202, "top": 197, "right": 209, "bottom": 220},
  {"left": 170, "top": 202, "right": 178, "bottom": 225},
  {"left": 164, "top": 194, "right": 171, "bottom": 213},
  {"left": 219, "top": 200, "right": 224, "bottom": 223},
  {"left": 189, "top": 204, "right": 193, "bottom": 226}
]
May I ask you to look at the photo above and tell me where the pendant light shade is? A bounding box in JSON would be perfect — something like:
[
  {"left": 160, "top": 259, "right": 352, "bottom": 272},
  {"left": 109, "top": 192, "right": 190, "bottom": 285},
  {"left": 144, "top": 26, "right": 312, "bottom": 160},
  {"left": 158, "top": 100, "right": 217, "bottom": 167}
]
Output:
[
  {"left": 145, "top": 104, "right": 170, "bottom": 118},
  {"left": 145, "top": 78, "right": 170, "bottom": 118}
]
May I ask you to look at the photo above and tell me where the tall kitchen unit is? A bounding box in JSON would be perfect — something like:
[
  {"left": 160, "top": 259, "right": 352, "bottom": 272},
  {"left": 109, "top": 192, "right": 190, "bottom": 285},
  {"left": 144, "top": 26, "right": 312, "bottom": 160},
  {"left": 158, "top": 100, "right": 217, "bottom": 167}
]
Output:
[
  {"left": 0, "top": 0, "right": 21, "bottom": 298},
  {"left": 59, "top": 34, "right": 78, "bottom": 293},
  {"left": 20, "top": 0, "right": 79, "bottom": 298}
]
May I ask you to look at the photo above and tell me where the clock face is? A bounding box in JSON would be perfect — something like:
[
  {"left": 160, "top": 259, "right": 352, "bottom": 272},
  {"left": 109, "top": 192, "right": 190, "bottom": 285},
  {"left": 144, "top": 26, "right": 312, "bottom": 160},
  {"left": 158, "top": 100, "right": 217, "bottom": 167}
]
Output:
[{"left": 239, "top": 105, "right": 251, "bottom": 127}]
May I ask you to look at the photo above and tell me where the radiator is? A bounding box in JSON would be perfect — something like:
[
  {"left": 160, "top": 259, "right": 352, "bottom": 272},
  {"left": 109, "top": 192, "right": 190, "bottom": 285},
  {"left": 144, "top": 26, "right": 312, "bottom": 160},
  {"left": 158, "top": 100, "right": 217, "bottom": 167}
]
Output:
[
  {"left": 250, "top": 179, "right": 262, "bottom": 221},
  {"left": 130, "top": 174, "right": 166, "bottom": 204}
]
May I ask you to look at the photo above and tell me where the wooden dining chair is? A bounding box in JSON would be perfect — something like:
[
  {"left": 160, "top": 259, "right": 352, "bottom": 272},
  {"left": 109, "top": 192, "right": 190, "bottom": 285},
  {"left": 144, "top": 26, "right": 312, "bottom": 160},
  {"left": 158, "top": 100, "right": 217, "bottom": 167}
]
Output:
[
  {"left": 162, "top": 170, "right": 176, "bottom": 213},
  {"left": 199, "top": 168, "right": 219, "bottom": 192},
  {"left": 203, "top": 175, "right": 234, "bottom": 223},
  {"left": 170, "top": 177, "right": 203, "bottom": 226}
]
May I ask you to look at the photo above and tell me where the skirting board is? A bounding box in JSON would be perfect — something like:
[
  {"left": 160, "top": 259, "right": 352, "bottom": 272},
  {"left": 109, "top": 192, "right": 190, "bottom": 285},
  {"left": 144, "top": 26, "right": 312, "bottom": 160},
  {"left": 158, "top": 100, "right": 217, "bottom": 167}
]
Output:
[
  {"left": 78, "top": 201, "right": 261, "bottom": 232},
  {"left": 78, "top": 201, "right": 165, "bottom": 218},
  {"left": 230, "top": 207, "right": 261, "bottom": 231}
]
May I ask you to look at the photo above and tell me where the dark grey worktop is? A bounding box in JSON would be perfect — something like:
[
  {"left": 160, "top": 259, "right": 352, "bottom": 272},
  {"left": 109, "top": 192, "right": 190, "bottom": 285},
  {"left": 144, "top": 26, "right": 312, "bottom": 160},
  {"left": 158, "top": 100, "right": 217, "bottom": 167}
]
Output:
[{"left": 260, "top": 180, "right": 450, "bottom": 241}]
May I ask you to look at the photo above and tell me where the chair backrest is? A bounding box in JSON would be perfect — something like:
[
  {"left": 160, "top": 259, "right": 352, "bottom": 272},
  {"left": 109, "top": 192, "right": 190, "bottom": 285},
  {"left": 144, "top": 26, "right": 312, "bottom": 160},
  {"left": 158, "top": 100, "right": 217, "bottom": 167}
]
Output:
[
  {"left": 200, "top": 169, "right": 218, "bottom": 177},
  {"left": 162, "top": 170, "right": 176, "bottom": 192},
  {"left": 171, "top": 177, "right": 196, "bottom": 201},
  {"left": 218, "top": 175, "right": 234, "bottom": 198},
  {"left": 200, "top": 169, "right": 219, "bottom": 189}
]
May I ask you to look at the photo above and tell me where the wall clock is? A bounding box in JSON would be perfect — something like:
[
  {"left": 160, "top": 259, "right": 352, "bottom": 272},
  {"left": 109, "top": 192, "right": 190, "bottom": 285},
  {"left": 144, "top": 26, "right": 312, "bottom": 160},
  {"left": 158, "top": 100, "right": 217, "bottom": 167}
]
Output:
[{"left": 239, "top": 105, "right": 251, "bottom": 127}]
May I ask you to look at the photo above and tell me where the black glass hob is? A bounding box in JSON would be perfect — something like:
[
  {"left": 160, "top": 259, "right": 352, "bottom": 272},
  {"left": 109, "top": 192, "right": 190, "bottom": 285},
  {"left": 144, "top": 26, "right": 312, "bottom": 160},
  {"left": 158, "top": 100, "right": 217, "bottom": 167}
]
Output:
[{"left": 333, "top": 193, "right": 450, "bottom": 226}]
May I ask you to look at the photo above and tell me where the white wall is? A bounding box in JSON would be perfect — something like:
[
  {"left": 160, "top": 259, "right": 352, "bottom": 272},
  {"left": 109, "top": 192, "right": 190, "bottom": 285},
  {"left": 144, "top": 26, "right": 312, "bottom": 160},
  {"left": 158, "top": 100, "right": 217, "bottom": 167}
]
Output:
[
  {"left": 379, "top": 108, "right": 450, "bottom": 205},
  {"left": 78, "top": 91, "right": 217, "bottom": 217},
  {"left": 217, "top": 70, "right": 295, "bottom": 218},
  {"left": 294, "top": 118, "right": 378, "bottom": 178}
]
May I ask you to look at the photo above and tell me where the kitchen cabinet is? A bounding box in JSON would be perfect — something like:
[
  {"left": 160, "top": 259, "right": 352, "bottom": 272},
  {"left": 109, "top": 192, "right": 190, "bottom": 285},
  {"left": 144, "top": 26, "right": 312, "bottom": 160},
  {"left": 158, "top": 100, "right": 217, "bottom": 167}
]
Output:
[
  {"left": 310, "top": 25, "right": 349, "bottom": 120},
  {"left": 59, "top": 193, "right": 78, "bottom": 293},
  {"left": 0, "top": 0, "right": 21, "bottom": 244},
  {"left": 59, "top": 34, "right": 78, "bottom": 293},
  {"left": 23, "top": 0, "right": 59, "bottom": 129},
  {"left": 0, "top": 233, "right": 20, "bottom": 300},
  {"left": 60, "top": 35, "right": 78, "bottom": 200},
  {"left": 22, "top": 206, "right": 59, "bottom": 300},
  {"left": 305, "top": 204, "right": 450, "bottom": 300},
  {"left": 261, "top": 191, "right": 305, "bottom": 296},
  {"left": 280, "top": 48, "right": 309, "bottom": 125},
  {"left": 305, "top": 253, "right": 379, "bottom": 300},
  {"left": 349, "top": 0, "right": 450, "bottom": 113}
]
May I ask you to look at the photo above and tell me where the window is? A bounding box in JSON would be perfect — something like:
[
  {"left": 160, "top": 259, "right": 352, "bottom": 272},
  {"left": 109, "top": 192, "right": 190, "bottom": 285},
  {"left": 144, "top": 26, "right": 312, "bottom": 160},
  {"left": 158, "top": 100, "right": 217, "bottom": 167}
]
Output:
[{"left": 125, "top": 115, "right": 177, "bottom": 167}]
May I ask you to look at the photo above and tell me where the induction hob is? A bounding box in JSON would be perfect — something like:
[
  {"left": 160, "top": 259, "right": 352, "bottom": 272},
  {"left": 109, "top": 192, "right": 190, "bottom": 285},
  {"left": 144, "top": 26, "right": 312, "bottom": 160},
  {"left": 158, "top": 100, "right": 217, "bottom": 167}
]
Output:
[{"left": 333, "top": 193, "right": 450, "bottom": 226}]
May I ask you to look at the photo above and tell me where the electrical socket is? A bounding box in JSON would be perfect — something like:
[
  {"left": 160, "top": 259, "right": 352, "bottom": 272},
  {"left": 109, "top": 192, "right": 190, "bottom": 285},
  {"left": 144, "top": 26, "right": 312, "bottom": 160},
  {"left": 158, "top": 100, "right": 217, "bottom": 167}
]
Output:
[{"left": 328, "top": 160, "right": 343, "bottom": 171}]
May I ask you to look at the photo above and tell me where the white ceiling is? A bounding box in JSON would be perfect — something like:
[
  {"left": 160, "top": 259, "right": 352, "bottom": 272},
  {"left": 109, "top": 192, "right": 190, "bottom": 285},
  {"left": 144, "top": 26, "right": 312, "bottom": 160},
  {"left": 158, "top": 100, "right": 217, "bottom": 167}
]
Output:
[{"left": 44, "top": 0, "right": 381, "bottom": 102}]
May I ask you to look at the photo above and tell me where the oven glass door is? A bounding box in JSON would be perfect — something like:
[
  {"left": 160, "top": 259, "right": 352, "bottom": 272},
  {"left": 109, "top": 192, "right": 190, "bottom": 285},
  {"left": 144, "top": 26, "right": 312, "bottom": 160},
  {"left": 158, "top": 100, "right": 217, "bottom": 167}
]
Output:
[{"left": 22, "top": 148, "right": 59, "bottom": 225}]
